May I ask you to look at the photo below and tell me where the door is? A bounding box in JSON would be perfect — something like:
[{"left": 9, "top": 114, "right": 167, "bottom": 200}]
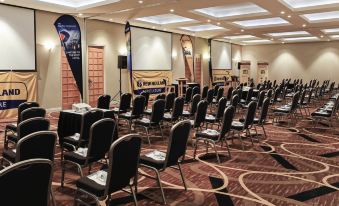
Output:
[{"left": 88, "top": 46, "right": 104, "bottom": 107}]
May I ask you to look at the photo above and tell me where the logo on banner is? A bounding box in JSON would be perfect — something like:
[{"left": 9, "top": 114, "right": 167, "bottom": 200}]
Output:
[
  {"left": 0, "top": 82, "right": 28, "bottom": 110},
  {"left": 180, "top": 35, "right": 194, "bottom": 82},
  {"left": 54, "top": 15, "right": 83, "bottom": 98}
]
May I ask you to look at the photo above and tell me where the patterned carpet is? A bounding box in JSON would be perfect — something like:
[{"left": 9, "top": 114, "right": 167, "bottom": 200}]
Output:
[{"left": 0, "top": 107, "right": 339, "bottom": 206}]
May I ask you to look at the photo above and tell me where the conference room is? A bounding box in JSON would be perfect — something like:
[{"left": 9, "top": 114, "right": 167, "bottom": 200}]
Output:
[{"left": 0, "top": 0, "right": 338, "bottom": 205}]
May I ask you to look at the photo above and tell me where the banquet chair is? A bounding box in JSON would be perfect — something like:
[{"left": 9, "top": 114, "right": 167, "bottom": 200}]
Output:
[
  {"left": 205, "top": 97, "right": 227, "bottom": 129},
  {"left": 97, "top": 94, "right": 111, "bottom": 109},
  {"left": 61, "top": 118, "right": 116, "bottom": 187},
  {"left": 194, "top": 106, "right": 235, "bottom": 163},
  {"left": 4, "top": 101, "right": 39, "bottom": 139},
  {"left": 184, "top": 87, "right": 193, "bottom": 105},
  {"left": 201, "top": 85, "right": 209, "bottom": 99},
  {"left": 4, "top": 117, "right": 50, "bottom": 150},
  {"left": 20, "top": 107, "right": 46, "bottom": 121},
  {"left": 252, "top": 98, "right": 270, "bottom": 139},
  {"left": 212, "top": 87, "right": 224, "bottom": 104},
  {"left": 140, "top": 91, "right": 150, "bottom": 109},
  {"left": 213, "top": 85, "right": 220, "bottom": 97},
  {"left": 74, "top": 134, "right": 142, "bottom": 206},
  {"left": 240, "top": 87, "right": 253, "bottom": 105},
  {"left": 231, "top": 101, "right": 257, "bottom": 150},
  {"left": 163, "top": 97, "right": 185, "bottom": 126},
  {"left": 156, "top": 93, "right": 166, "bottom": 100},
  {"left": 190, "top": 100, "right": 208, "bottom": 132},
  {"left": 227, "top": 94, "right": 239, "bottom": 114},
  {"left": 191, "top": 86, "right": 200, "bottom": 99},
  {"left": 118, "top": 95, "right": 146, "bottom": 132},
  {"left": 144, "top": 93, "right": 166, "bottom": 115},
  {"left": 182, "top": 94, "right": 201, "bottom": 118},
  {"left": 2, "top": 131, "right": 56, "bottom": 166},
  {"left": 138, "top": 120, "right": 191, "bottom": 205},
  {"left": 62, "top": 109, "right": 103, "bottom": 151},
  {"left": 206, "top": 89, "right": 214, "bottom": 111},
  {"left": 272, "top": 92, "right": 300, "bottom": 126},
  {"left": 226, "top": 87, "right": 233, "bottom": 101},
  {"left": 134, "top": 99, "right": 165, "bottom": 145},
  {"left": 112, "top": 93, "right": 132, "bottom": 114},
  {"left": 311, "top": 96, "right": 339, "bottom": 128},
  {"left": 164, "top": 92, "right": 176, "bottom": 112}
]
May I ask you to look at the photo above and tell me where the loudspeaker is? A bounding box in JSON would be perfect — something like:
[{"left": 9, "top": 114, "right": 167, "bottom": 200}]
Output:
[{"left": 118, "top": 55, "right": 127, "bottom": 69}]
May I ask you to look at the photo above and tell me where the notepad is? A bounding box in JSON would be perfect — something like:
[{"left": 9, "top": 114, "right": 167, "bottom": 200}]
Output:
[
  {"left": 88, "top": 170, "right": 107, "bottom": 186},
  {"left": 145, "top": 150, "right": 166, "bottom": 161},
  {"left": 74, "top": 147, "right": 88, "bottom": 157},
  {"left": 202, "top": 129, "right": 219, "bottom": 135},
  {"left": 69, "top": 133, "right": 80, "bottom": 141}
]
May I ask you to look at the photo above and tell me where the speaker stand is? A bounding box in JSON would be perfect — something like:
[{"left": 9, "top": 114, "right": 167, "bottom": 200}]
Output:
[{"left": 112, "top": 66, "right": 123, "bottom": 101}]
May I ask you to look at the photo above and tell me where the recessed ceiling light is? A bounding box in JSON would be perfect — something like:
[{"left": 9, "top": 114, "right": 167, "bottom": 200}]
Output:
[
  {"left": 0, "top": 0, "right": 5, "bottom": 2},
  {"left": 78, "top": 13, "right": 83, "bottom": 16},
  {"left": 135, "top": 14, "right": 194, "bottom": 25},
  {"left": 233, "top": 17, "right": 290, "bottom": 28},
  {"left": 193, "top": 2, "right": 268, "bottom": 18},
  {"left": 224, "top": 35, "right": 257, "bottom": 40},
  {"left": 163, "top": 28, "right": 167, "bottom": 31},
  {"left": 242, "top": 39, "right": 272, "bottom": 43},
  {"left": 152, "top": 26, "right": 155, "bottom": 29},
  {"left": 109, "top": 18, "right": 113, "bottom": 21},
  {"left": 217, "top": 22, "right": 220, "bottom": 25},
  {"left": 320, "top": 35, "right": 324, "bottom": 38},
  {"left": 281, "top": 11, "right": 285, "bottom": 14},
  {"left": 301, "top": 11, "right": 339, "bottom": 23},
  {"left": 280, "top": 0, "right": 339, "bottom": 10},
  {"left": 282, "top": 42, "right": 285, "bottom": 44},
  {"left": 330, "top": 34, "right": 339, "bottom": 39},
  {"left": 271, "top": 38, "right": 274, "bottom": 40},
  {"left": 241, "top": 29, "right": 245, "bottom": 32},
  {"left": 38, "top": 0, "right": 118, "bottom": 8},
  {"left": 170, "top": 9, "right": 174, "bottom": 13},
  {"left": 266, "top": 31, "right": 310, "bottom": 37},
  {"left": 138, "top": 0, "right": 143, "bottom": 4},
  {"left": 302, "top": 24, "right": 307, "bottom": 27},
  {"left": 282, "top": 36, "right": 319, "bottom": 41},
  {"left": 179, "top": 24, "right": 226, "bottom": 32},
  {"left": 207, "top": 19, "right": 211, "bottom": 22},
  {"left": 322, "top": 28, "right": 339, "bottom": 33},
  {"left": 287, "top": 15, "right": 292, "bottom": 18}
]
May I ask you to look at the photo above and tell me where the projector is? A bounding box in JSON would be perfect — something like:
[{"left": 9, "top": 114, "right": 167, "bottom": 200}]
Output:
[{"left": 72, "top": 103, "right": 91, "bottom": 113}]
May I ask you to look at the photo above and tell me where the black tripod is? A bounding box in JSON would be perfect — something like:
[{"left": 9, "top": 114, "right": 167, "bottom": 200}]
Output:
[{"left": 112, "top": 65, "right": 123, "bottom": 101}]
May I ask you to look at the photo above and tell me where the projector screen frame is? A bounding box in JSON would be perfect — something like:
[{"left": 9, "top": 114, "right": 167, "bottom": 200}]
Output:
[
  {"left": 0, "top": 3, "right": 37, "bottom": 72},
  {"left": 210, "top": 39, "right": 233, "bottom": 70},
  {"left": 130, "top": 25, "right": 173, "bottom": 71}
]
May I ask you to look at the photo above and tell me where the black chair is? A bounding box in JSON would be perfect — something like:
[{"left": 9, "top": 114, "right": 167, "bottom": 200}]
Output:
[
  {"left": 253, "top": 98, "right": 270, "bottom": 139},
  {"left": 195, "top": 106, "right": 235, "bottom": 163},
  {"left": 191, "top": 86, "right": 200, "bottom": 99},
  {"left": 231, "top": 101, "right": 257, "bottom": 150},
  {"left": 205, "top": 97, "right": 227, "bottom": 128},
  {"left": 273, "top": 92, "right": 300, "bottom": 126},
  {"left": 2, "top": 131, "right": 56, "bottom": 166},
  {"left": 112, "top": 93, "right": 132, "bottom": 114},
  {"left": 240, "top": 88, "right": 253, "bottom": 105},
  {"left": 20, "top": 107, "right": 46, "bottom": 121},
  {"left": 118, "top": 95, "right": 146, "bottom": 132},
  {"left": 184, "top": 87, "right": 193, "bottom": 104},
  {"left": 138, "top": 120, "right": 191, "bottom": 204},
  {"left": 97, "top": 94, "right": 111, "bottom": 109},
  {"left": 144, "top": 94, "right": 166, "bottom": 115},
  {"left": 163, "top": 97, "right": 184, "bottom": 126},
  {"left": 165, "top": 92, "right": 176, "bottom": 112},
  {"left": 62, "top": 109, "right": 103, "bottom": 150},
  {"left": 4, "top": 102, "right": 39, "bottom": 136},
  {"left": 206, "top": 89, "right": 214, "bottom": 106},
  {"left": 201, "top": 85, "right": 209, "bottom": 99},
  {"left": 134, "top": 99, "right": 165, "bottom": 145},
  {"left": 226, "top": 87, "right": 233, "bottom": 101},
  {"left": 183, "top": 94, "right": 201, "bottom": 118},
  {"left": 75, "top": 134, "right": 142, "bottom": 206},
  {"left": 140, "top": 91, "right": 150, "bottom": 109},
  {"left": 213, "top": 87, "right": 224, "bottom": 104},
  {"left": 61, "top": 118, "right": 117, "bottom": 187},
  {"left": 191, "top": 100, "right": 208, "bottom": 131},
  {"left": 256, "top": 91, "right": 266, "bottom": 109},
  {"left": 4, "top": 117, "right": 50, "bottom": 149},
  {"left": 213, "top": 85, "right": 220, "bottom": 97},
  {"left": 156, "top": 93, "right": 166, "bottom": 100},
  {"left": 0, "top": 159, "right": 54, "bottom": 206},
  {"left": 227, "top": 94, "right": 239, "bottom": 114},
  {"left": 311, "top": 96, "right": 339, "bottom": 128}
]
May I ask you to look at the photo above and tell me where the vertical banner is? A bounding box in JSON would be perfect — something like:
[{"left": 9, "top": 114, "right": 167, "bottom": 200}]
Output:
[
  {"left": 180, "top": 35, "right": 194, "bottom": 82},
  {"left": 208, "top": 39, "right": 213, "bottom": 86},
  {"left": 125, "top": 22, "right": 133, "bottom": 93},
  {"left": 0, "top": 72, "right": 37, "bottom": 119},
  {"left": 54, "top": 15, "right": 83, "bottom": 98}
]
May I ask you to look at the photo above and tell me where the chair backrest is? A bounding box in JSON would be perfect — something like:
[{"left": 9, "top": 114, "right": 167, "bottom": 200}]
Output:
[
  {"left": 306, "top": 88, "right": 313, "bottom": 103},
  {"left": 131, "top": 95, "right": 146, "bottom": 117},
  {"left": 150, "top": 99, "right": 165, "bottom": 123},
  {"left": 119, "top": 93, "right": 132, "bottom": 112},
  {"left": 16, "top": 131, "right": 57, "bottom": 162},
  {"left": 243, "top": 101, "right": 257, "bottom": 128},
  {"left": 237, "top": 89, "right": 242, "bottom": 104},
  {"left": 258, "top": 98, "right": 270, "bottom": 124},
  {"left": 220, "top": 106, "right": 235, "bottom": 138},
  {"left": 257, "top": 91, "right": 266, "bottom": 108},
  {"left": 17, "top": 102, "right": 39, "bottom": 124},
  {"left": 105, "top": 134, "right": 142, "bottom": 195},
  {"left": 156, "top": 93, "right": 166, "bottom": 100},
  {"left": 0, "top": 159, "right": 53, "bottom": 206},
  {"left": 245, "top": 88, "right": 254, "bottom": 104},
  {"left": 190, "top": 94, "right": 201, "bottom": 115},
  {"left": 290, "top": 91, "right": 300, "bottom": 111},
  {"left": 97, "top": 95, "right": 111, "bottom": 109},
  {"left": 215, "top": 97, "right": 227, "bottom": 120},
  {"left": 201, "top": 85, "right": 209, "bottom": 99},
  {"left": 164, "top": 120, "right": 191, "bottom": 168},
  {"left": 140, "top": 91, "right": 150, "bottom": 108},
  {"left": 80, "top": 109, "right": 104, "bottom": 142},
  {"left": 267, "top": 89, "right": 273, "bottom": 99},
  {"left": 192, "top": 86, "right": 200, "bottom": 99},
  {"left": 213, "top": 85, "right": 220, "bottom": 96},
  {"left": 226, "top": 87, "right": 233, "bottom": 100},
  {"left": 87, "top": 119, "right": 116, "bottom": 164},
  {"left": 231, "top": 94, "right": 239, "bottom": 109},
  {"left": 165, "top": 92, "right": 176, "bottom": 111},
  {"left": 299, "top": 89, "right": 307, "bottom": 104},
  {"left": 193, "top": 100, "right": 208, "bottom": 128},
  {"left": 216, "top": 87, "right": 224, "bottom": 101},
  {"left": 206, "top": 89, "right": 214, "bottom": 104},
  {"left": 21, "top": 107, "right": 46, "bottom": 122},
  {"left": 17, "top": 117, "right": 50, "bottom": 141},
  {"left": 184, "top": 87, "right": 193, "bottom": 103},
  {"left": 171, "top": 97, "right": 184, "bottom": 121}
]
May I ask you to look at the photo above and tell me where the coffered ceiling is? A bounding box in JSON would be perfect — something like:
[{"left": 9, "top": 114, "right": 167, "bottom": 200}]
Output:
[{"left": 2, "top": 0, "right": 339, "bottom": 45}]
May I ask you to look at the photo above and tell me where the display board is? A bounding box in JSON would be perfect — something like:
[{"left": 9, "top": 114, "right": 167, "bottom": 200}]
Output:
[
  {"left": 239, "top": 61, "right": 251, "bottom": 85},
  {"left": 131, "top": 27, "right": 172, "bottom": 71},
  {"left": 257, "top": 62, "right": 269, "bottom": 84},
  {"left": 0, "top": 4, "right": 35, "bottom": 71},
  {"left": 211, "top": 40, "right": 232, "bottom": 70}
]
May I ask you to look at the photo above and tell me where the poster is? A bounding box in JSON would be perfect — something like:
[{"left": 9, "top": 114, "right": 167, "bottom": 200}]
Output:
[
  {"left": 0, "top": 72, "right": 37, "bottom": 119},
  {"left": 132, "top": 71, "right": 172, "bottom": 97},
  {"left": 180, "top": 35, "right": 194, "bottom": 82},
  {"left": 212, "top": 70, "right": 232, "bottom": 86},
  {"left": 54, "top": 15, "right": 83, "bottom": 98},
  {"left": 125, "top": 22, "right": 133, "bottom": 93}
]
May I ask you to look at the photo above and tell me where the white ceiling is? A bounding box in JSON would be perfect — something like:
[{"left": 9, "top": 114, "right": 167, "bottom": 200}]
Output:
[{"left": 2, "top": 0, "right": 339, "bottom": 45}]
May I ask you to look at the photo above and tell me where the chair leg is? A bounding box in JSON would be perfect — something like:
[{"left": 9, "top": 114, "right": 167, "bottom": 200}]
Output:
[
  {"left": 159, "top": 124, "right": 164, "bottom": 140},
  {"left": 50, "top": 189, "right": 57, "bottom": 206},
  {"left": 177, "top": 163, "right": 187, "bottom": 191},
  {"left": 61, "top": 161, "right": 65, "bottom": 188},
  {"left": 261, "top": 125, "right": 267, "bottom": 139},
  {"left": 211, "top": 141, "right": 221, "bottom": 164},
  {"left": 130, "top": 185, "right": 138, "bottom": 206},
  {"left": 145, "top": 127, "right": 151, "bottom": 146},
  {"left": 154, "top": 169, "right": 166, "bottom": 205},
  {"left": 238, "top": 131, "right": 245, "bottom": 150},
  {"left": 224, "top": 138, "right": 232, "bottom": 158},
  {"left": 193, "top": 139, "right": 199, "bottom": 160},
  {"left": 4, "top": 129, "right": 8, "bottom": 150}
]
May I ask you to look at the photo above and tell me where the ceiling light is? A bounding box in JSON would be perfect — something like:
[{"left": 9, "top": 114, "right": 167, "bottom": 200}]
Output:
[
  {"left": 302, "top": 11, "right": 339, "bottom": 23},
  {"left": 135, "top": 14, "right": 194, "bottom": 25},
  {"left": 179, "top": 24, "right": 226, "bottom": 32},
  {"left": 152, "top": 26, "right": 155, "bottom": 29},
  {"left": 241, "top": 29, "right": 245, "bottom": 32},
  {"left": 0, "top": 0, "right": 5, "bottom": 2},
  {"left": 330, "top": 35, "right": 339, "bottom": 39},
  {"left": 163, "top": 28, "right": 167, "bottom": 31},
  {"left": 78, "top": 13, "right": 83, "bottom": 16},
  {"left": 320, "top": 35, "right": 324, "bottom": 38},
  {"left": 224, "top": 35, "right": 257, "bottom": 40},
  {"left": 217, "top": 22, "right": 220, "bottom": 25},
  {"left": 138, "top": 0, "right": 143, "bottom": 4},
  {"left": 193, "top": 2, "right": 268, "bottom": 18},
  {"left": 109, "top": 18, "right": 113, "bottom": 21},
  {"left": 322, "top": 28, "right": 339, "bottom": 33},
  {"left": 266, "top": 31, "right": 310, "bottom": 37},
  {"left": 281, "top": 11, "right": 285, "bottom": 14},
  {"left": 302, "top": 24, "right": 306, "bottom": 27},
  {"left": 207, "top": 19, "right": 211, "bottom": 22},
  {"left": 282, "top": 36, "right": 319, "bottom": 41},
  {"left": 280, "top": 0, "right": 339, "bottom": 10},
  {"left": 170, "top": 9, "right": 174, "bottom": 13},
  {"left": 242, "top": 39, "right": 272, "bottom": 43},
  {"left": 287, "top": 15, "right": 292, "bottom": 18},
  {"left": 38, "top": 0, "right": 117, "bottom": 8},
  {"left": 282, "top": 42, "right": 285, "bottom": 44},
  {"left": 233, "top": 17, "right": 290, "bottom": 28}
]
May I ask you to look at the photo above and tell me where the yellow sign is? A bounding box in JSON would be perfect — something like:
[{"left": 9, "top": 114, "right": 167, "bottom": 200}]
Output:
[
  {"left": 132, "top": 71, "right": 172, "bottom": 97},
  {"left": 212, "top": 69, "right": 232, "bottom": 86}
]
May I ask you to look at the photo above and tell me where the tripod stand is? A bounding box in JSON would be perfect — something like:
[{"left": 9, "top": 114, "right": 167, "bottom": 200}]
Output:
[{"left": 112, "top": 65, "right": 123, "bottom": 101}]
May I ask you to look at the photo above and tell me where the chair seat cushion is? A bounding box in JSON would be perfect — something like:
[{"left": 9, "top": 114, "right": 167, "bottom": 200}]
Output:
[
  {"left": 140, "top": 154, "right": 165, "bottom": 170},
  {"left": 273, "top": 106, "right": 291, "bottom": 113},
  {"left": 144, "top": 109, "right": 152, "bottom": 115},
  {"left": 231, "top": 121, "right": 244, "bottom": 130},
  {"left": 311, "top": 111, "right": 331, "bottom": 117},
  {"left": 5, "top": 123, "right": 17, "bottom": 132},
  {"left": 182, "top": 111, "right": 192, "bottom": 117},
  {"left": 134, "top": 118, "right": 158, "bottom": 127},
  {"left": 63, "top": 135, "right": 84, "bottom": 147},
  {"left": 118, "top": 112, "right": 136, "bottom": 119},
  {"left": 163, "top": 113, "right": 173, "bottom": 121},
  {"left": 3, "top": 149, "right": 16, "bottom": 163},
  {"left": 196, "top": 130, "right": 220, "bottom": 140},
  {"left": 64, "top": 151, "right": 88, "bottom": 165},
  {"left": 76, "top": 170, "right": 108, "bottom": 197},
  {"left": 7, "top": 134, "right": 18, "bottom": 143},
  {"left": 205, "top": 114, "right": 216, "bottom": 123},
  {"left": 112, "top": 107, "right": 124, "bottom": 114}
]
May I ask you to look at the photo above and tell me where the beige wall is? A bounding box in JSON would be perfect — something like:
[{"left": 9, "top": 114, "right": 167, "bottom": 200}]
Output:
[{"left": 242, "top": 41, "right": 339, "bottom": 84}]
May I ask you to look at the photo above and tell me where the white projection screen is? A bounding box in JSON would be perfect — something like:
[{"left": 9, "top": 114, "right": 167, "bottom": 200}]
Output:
[
  {"left": 131, "top": 27, "right": 172, "bottom": 71},
  {"left": 211, "top": 40, "right": 232, "bottom": 70},
  {"left": 0, "top": 4, "right": 36, "bottom": 71}
]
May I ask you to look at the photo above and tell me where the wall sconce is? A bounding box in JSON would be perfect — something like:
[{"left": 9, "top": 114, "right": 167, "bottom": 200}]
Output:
[
  {"left": 119, "top": 46, "right": 127, "bottom": 55},
  {"left": 44, "top": 41, "right": 55, "bottom": 51},
  {"left": 172, "top": 50, "right": 177, "bottom": 58},
  {"left": 203, "top": 52, "right": 210, "bottom": 60}
]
